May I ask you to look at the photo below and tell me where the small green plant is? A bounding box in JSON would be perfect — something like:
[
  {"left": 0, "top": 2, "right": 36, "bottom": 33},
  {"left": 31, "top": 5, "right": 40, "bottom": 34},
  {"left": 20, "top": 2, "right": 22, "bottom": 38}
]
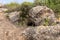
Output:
[
  {"left": 43, "top": 18, "right": 49, "bottom": 26},
  {"left": 43, "top": 17, "right": 57, "bottom": 26}
]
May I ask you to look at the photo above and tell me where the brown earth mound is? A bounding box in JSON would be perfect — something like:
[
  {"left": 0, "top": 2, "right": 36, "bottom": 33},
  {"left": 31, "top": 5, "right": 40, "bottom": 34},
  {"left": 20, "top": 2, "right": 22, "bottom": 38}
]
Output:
[{"left": 0, "top": 12, "right": 25, "bottom": 40}]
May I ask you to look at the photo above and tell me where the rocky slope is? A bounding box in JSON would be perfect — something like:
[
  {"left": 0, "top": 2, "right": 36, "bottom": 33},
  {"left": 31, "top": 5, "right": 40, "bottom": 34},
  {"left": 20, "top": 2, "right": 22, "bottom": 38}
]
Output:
[
  {"left": 21, "top": 25, "right": 60, "bottom": 40},
  {"left": 0, "top": 12, "right": 25, "bottom": 40},
  {"left": 0, "top": 6, "right": 60, "bottom": 40}
]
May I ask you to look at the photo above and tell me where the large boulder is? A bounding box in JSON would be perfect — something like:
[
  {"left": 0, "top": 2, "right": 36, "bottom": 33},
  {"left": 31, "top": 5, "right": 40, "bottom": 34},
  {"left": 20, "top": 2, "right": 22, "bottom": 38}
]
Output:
[
  {"left": 28, "top": 6, "right": 56, "bottom": 26},
  {"left": 21, "top": 25, "right": 60, "bottom": 40}
]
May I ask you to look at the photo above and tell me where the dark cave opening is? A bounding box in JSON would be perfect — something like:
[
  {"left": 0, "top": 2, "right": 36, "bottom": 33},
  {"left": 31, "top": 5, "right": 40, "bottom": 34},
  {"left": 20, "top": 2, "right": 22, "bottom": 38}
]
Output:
[{"left": 27, "top": 22, "right": 35, "bottom": 26}]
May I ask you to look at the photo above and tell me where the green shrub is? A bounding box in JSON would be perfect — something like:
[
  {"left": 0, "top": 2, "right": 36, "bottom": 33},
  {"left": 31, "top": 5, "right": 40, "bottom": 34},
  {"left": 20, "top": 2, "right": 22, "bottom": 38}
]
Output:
[
  {"left": 20, "top": 2, "right": 33, "bottom": 18},
  {"left": 19, "top": 2, "right": 33, "bottom": 25},
  {"left": 34, "top": 0, "right": 60, "bottom": 17},
  {"left": 5, "top": 2, "right": 21, "bottom": 13},
  {"left": 43, "top": 18, "right": 56, "bottom": 26}
]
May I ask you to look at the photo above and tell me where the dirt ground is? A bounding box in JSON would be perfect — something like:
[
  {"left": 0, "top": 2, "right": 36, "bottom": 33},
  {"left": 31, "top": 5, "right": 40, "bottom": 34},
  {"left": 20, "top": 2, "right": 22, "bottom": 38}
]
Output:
[{"left": 0, "top": 12, "right": 26, "bottom": 40}]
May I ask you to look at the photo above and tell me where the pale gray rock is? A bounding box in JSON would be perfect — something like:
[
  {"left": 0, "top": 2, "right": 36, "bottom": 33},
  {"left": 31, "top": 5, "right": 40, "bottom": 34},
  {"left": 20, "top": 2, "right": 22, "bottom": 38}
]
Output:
[
  {"left": 21, "top": 25, "right": 60, "bottom": 40},
  {"left": 8, "top": 11, "right": 20, "bottom": 22},
  {"left": 28, "top": 6, "right": 56, "bottom": 26}
]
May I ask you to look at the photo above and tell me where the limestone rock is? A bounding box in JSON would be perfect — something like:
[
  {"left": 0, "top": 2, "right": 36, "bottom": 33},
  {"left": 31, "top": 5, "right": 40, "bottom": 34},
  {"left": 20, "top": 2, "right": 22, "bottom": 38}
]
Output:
[
  {"left": 28, "top": 6, "right": 56, "bottom": 26},
  {"left": 21, "top": 27, "right": 36, "bottom": 40},
  {"left": 21, "top": 25, "right": 60, "bottom": 40},
  {"left": 8, "top": 11, "right": 20, "bottom": 22}
]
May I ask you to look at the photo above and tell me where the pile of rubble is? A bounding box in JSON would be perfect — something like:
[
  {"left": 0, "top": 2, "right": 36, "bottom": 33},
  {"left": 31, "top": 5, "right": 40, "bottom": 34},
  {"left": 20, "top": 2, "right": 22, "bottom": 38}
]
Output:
[{"left": 21, "top": 25, "right": 60, "bottom": 40}]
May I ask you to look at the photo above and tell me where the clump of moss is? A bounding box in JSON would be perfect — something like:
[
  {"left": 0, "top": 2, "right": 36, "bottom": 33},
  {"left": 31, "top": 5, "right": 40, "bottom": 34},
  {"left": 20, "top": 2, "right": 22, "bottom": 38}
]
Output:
[{"left": 43, "top": 18, "right": 56, "bottom": 26}]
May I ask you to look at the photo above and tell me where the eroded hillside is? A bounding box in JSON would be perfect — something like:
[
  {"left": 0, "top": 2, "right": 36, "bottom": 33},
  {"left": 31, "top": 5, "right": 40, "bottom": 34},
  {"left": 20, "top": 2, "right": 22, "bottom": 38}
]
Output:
[{"left": 0, "top": 11, "right": 25, "bottom": 40}]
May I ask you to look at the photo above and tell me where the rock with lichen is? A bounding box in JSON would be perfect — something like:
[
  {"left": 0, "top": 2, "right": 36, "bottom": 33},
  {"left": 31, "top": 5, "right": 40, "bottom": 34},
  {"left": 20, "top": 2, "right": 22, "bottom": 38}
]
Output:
[
  {"left": 21, "top": 25, "right": 60, "bottom": 40},
  {"left": 7, "top": 11, "right": 20, "bottom": 22},
  {"left": 28, "top": 6, "right": 56, "bottom": 26}
]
